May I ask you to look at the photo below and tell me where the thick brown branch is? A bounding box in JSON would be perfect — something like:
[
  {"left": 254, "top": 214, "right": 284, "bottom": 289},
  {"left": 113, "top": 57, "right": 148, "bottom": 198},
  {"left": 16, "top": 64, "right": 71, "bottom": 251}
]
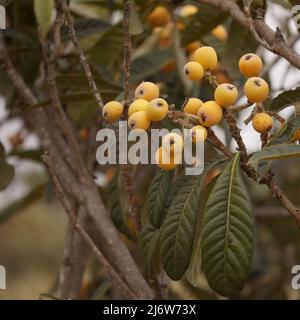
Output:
[
  {"left": 197, "top": 0, "right": 300, "bottom": 70},
  {"left": 42, "top": 153, "right": 138, "bottom": 299}
]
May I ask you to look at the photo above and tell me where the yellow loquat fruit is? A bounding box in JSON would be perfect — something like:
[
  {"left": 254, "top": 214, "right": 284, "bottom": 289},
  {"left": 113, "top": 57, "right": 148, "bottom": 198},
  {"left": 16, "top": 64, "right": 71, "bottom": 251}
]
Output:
[
  {"left": 147, "top": 98, "right": 169, "bottom": 121},
  {"left": 197, "top": 100, "right": 223, "bottom": 127},
  {"left": 102, "top": 101, "right": 124, "bottom": 122}
]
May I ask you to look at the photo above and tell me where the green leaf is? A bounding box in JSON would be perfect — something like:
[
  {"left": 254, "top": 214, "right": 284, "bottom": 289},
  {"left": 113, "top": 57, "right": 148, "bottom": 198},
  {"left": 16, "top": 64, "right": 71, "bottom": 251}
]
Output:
[
  {"left": 249, "top": 143, "right": 300, "bottom": 171},
  {"left": 270, "top": 116, "right": 300, "bottom": 144},
  {"left": 129, "top": 0, "right": 144, "bottom": 35},
  {"left": 30, "top": 90, "right": 118, "bottom": 109},
  {"left": 201, "top": 154, "right": 254, "bottom": 297},
  {"left": 9, "top": 149, "right": 42, "bottom": 162},
  {"left": 130, "top": 48, "right": 173, "bottom": 83},
  {"left": 0, "top": 161, "right": 15, "bottom": 191},
  {"left": 61, "top": 18, "right": 110, "bottom": 41},
  {"left": 108, "top": 171, "right": 132, "bottom": 239},
  {"left": 0, "top": 142, "right": 4, "bottom": 160},
  {"left": 181, "top": 3, "right": 228, "bottom": 46},
  {"left": 186, "top": 174, "right": 219, "bottom": 288},
  {"left": 146, "top": 170, "right": 174, "bottom": 229},
  {"left": 89, "top": 25, "right": 124, "bottom": 67},
  {"left": 55, "top": 73, "right": 121, "bottom": 92},
  {"left": 33, "top": 0, "right": 54, "bottom": 35},
  {"left": 139, "top": 222, "right": 161, "bottom": 274},
  {"left": 221, "top": 20, "right": 258, "bottom": 79},
  {"left": 160, "top": 159, "right": 224, "bottom": 280},
  {"left": 267, "top": 87, "right": 300, "bottom": 112}
]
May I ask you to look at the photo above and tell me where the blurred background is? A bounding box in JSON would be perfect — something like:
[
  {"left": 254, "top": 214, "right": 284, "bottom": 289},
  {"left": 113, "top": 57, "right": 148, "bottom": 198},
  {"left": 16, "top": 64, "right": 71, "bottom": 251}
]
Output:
[{"left": 0, "top": 0, "right": 300, "bottom": 299}]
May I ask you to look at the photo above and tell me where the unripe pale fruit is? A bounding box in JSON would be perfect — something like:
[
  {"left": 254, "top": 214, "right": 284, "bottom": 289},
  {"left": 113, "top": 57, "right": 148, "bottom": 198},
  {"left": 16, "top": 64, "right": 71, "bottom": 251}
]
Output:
[
  {"left": 211, "top": 25, "right": 228, "bottom": 42},
  {"left": 184, "top": 61, "right": 204, "bottom": 80},
  {"left": 183, "top": 98, "right": 203, "bottom": 115},
  {"left": 162, "top": 133, "right": 184, "bottom": 154},
  {"left": 197, "top": 100, "right": 223, "bottom": 127},
  {"left": 193, "top": 46, "right": 218, "bottom": 70},
  {"left": 214, "top": 83, "right": 238, "bottom": 107},
  {"left": 179, "top": 4, "right": 199, "bottom": 17},
  {"left": 190, "top": 125, "right": 207, "bottom": 143},
  {"left": 128, "top": 99, "right": 149, "bottom": 116},
  {"left": 244, "top": 77, "right": 269, "bottom": 103},
  {"left": 252, "top": 113, "right": 273, "bottom": 133},
  {"left": 147, "top": 6, "right": 171, "bottom": 27},
  {"left": 239, "top": 53, "right": 263, "bottom": 77},
  {"left": 155, "top": 146, "right": 179, "bottom": 171},
  {"left": 147, "top": 98, "right": 169, "bottom": 121},
  {"left": 185, "top": 41, "right": 201, "bottom": 53},
  {"left": 135, "top": 82, "right": 160, "bottom": 101},
  {"left": 102, "top": 101, "right": 124, "bottom": 122},
  {"left": 128, "top": 111, "right": 151, "bottom": 130}
]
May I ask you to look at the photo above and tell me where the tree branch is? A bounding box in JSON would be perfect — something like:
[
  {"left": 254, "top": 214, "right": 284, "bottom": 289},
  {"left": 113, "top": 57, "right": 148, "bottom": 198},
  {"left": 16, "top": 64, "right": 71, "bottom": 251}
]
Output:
[
  {"left": 197, "top": 0, "right": 300, "bottom": 70},
  {"left": 42, "top": 152, "right": 138, "bottom": 299}
]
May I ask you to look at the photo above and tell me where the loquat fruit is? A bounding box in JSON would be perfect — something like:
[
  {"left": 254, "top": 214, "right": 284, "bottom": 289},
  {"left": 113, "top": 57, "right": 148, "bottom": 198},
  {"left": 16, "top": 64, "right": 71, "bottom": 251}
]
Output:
[
  {"left": 183, "top": 98, "right": 203, "bottom": 116},
  {"left": 147, "top": 98, "right": 169, "bottom": 121},
  {"left": 128, "top": 111, "right": 151, "bottom": 130},
  {"left": 239, "top": 53, "right": 263, "bottom": 77},
  {"left": 162, "top": 133, "right": 184, "bottom": 154},
  {"left": 155, "top": 146, "right": 179, "bottom": 171},
  {"left": 185, "top": 41, "right": 201, "bottom": 53},
  {"left": 190, "top": 125, "right": 208, "bottom": 144},
  {"left": 128, "top": 99, "right": 149, "bottom": 117},
  {"left": 211, "top": 25, "right": 228, "bottom": 42},
  {"left": 252, "top": 113, "right": 273, "bottom": 133},
  {"left": 184, "top": 61, "right": 204, "bottom": 80},
  {"left": 179, "top": 4, "right": 199, "bottom": 17},
  {"left": 135, "top": 82, "right": 160, "bottom": 101},
  {"left": 214, "top": 83, "right": 238, "bottom": 107},
  {"left": 102, "top": 101, "right": 124, "bottom": 122},
  {"left": 244, "top": 77, "right": 269, "bottom": 103},
  {"left": 197, "top": 100, "right": 223, "bottom": 127},
  {"left": 147, "top": 6, "right": 171, "bottom": 27},
  {"left": 193, "top": 46, "right": 218, "bottom": 71}
]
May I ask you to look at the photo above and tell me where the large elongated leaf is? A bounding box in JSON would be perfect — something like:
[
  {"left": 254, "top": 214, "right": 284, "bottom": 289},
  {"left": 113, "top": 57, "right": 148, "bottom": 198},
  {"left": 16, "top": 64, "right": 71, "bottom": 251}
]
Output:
[
  {"left": 270, "top": 116, "right": 300, "bottom": 144},
  {"left": 33, "top": 0, "right": 54, "bottom": 35},
  {"left": 31, "top": 91, "right": 118, "bottom": 109},
  {"left": 186, "top": 174, "right": 220, "bottom": 287},
  {"left": 267, "top": 87, "right": 300, "bottom": 112},
  {"left": 201, "top": 154, "right": 254, "bottom": 297},
  {"left": 249, "top": 143, "right": 300, "bottom": 171},
  {"left": 129, "top": 0, "right": 144, "bottom": 35},
  {"left": 160, "top": 159, "right": 224, "bottom": 280},
  {"left": 61, "top": 18, "right": 110, "bottom": 41},
  {"left": 89, "top": 25, "right": 124, "bottom": 67},
  {"left": 130, "top": 48, "right": 173, "bottom": 83},
  {"left": 181, "top": 4, "right": 228, "bottom": 45},
  {"left": 221, "top": 20, "right": 257, "bottom": 79},
  {"left": 108, "top": 171, "right": 132, "bottom": 239},
  {"left": 139, "top": 222, "right": 161, "bottom": 274},
  {"left": 55, "top": 74, "right": 121, "bottom": 92},
  {"left": 146, "top": 170, "right": 174, "bottom": 228},
  {"left": 0, "top": 161, "right": 15, "bottom": 191}
]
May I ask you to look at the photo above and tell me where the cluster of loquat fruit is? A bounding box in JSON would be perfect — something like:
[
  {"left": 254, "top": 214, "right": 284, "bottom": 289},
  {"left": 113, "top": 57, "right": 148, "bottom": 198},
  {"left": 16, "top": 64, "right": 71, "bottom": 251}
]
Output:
[
  {"left": 102, "top": 46, "right": 277, "bottom": 171},
  {"left": 101, "top": 4, "right": 300, "bottom": 171}
]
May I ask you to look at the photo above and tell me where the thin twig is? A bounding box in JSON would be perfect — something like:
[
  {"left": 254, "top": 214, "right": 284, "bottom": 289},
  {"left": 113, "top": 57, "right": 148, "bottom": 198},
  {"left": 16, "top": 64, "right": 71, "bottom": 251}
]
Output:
[
  {"left": 120, "top": 0, "right": 142, "bottom": 233},
  {"left": 60, "top": 0, "right": 104, "bottom": 109}
]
